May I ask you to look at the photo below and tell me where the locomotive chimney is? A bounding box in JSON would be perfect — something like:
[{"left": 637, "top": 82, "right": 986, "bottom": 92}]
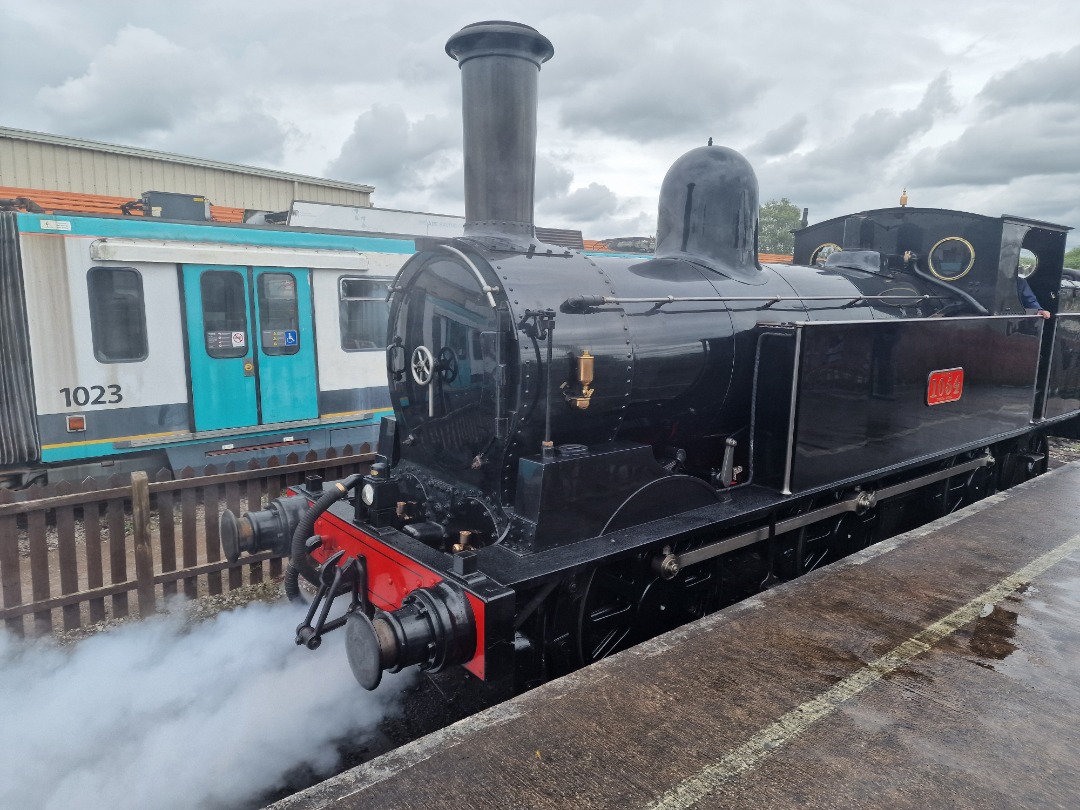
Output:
[{"left": 446, "top": 21, "right": 554, "bottom": 247}]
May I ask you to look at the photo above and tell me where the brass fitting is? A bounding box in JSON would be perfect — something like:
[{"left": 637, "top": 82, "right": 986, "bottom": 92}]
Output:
[
  {"left": 452, "top": 530, "right": 475, "bottom": 553},
  {"left": 564, "top": 349, "right": 596, "bottom": 409}
]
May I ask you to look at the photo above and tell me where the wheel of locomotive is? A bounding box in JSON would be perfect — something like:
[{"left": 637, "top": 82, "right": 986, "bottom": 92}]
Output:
[
  {"left": 833, "top": 512, "right": 874, "bottom": 556},
  {"left": 535, "top": 550, "right": 724, "bottom": 676},
  {"left": 778, "top": 491, "right": 873, "bottom": 578},
  {"left": 773, "top": 496, "right": 828, "bottom": 580},
  {"left": 1025, "top": 433, "right": 1050, "bottom": 478},
  {"left": 574, "top": 562, "right": 638, "bottom": 665},
  {"left": 996, "top": 433, "right": 1049, "bottom": 490},
  {"left": 935, "top": 451, "right": 994, "bottom": 514},
  {"left": 954, "top": 462, "right": 996, "bottom": 510},
  {"left": 795, "top": 511, "right": 871, "bottom": 575},
  {"left": 577, "top": 551, "right": 727, "bottom": 661}
]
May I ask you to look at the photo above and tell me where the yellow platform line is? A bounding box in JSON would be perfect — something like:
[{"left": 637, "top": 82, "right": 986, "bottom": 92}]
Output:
[{"left": 644, "top": 531, "right": 1080, "bottom": 810}]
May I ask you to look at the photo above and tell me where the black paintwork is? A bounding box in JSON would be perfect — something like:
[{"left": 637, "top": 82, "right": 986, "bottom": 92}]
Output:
[
  {"left": 655, "top": 146, "right": 760, "bottom": 282},
  {"left": 446, "top": 21, "right": 554, "bottom": 246},
  {"left": 386, "top": 234, "right": 962, "bottom": 548},
  {"left": 793, "top": 207, "right": 1070, "bottom": 318},
  {"left": 510, "top": 441, "right": 717, "bottom": 551},
  {"left": 755, "top": 316, "right": 1042, "bottom": 493}
]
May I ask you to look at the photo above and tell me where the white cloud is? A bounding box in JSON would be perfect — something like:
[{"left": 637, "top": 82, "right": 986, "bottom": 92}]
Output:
[
  {"left": 36, "top": 26, "right": 224, "bottom": 137},
  {"left": 749, "top": 115, "right": 808, "bottom": 158},
  {"left": 326, "top": 103, "right": 460, "bottom": 207},
  {"left": 5, "top": 0, "right": 1080, "bottom": 243}
]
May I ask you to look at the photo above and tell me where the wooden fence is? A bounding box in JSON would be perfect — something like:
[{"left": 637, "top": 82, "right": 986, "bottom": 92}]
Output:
[{"left": 0, "top": 446, "right": 373, "bottom": 638}]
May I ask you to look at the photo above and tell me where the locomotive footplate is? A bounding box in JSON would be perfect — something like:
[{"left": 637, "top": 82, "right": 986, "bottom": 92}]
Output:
[{"left": 269, "top": 462, "right": 1080, "bottom": 810}]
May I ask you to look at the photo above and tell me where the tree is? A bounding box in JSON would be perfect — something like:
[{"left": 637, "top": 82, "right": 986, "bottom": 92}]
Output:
[
  {"left": 759, "top": 198, "right": 802, "bottom": 254},
  {"left": 1065, "top": 246, "right": 1080, "bottom": 269}
]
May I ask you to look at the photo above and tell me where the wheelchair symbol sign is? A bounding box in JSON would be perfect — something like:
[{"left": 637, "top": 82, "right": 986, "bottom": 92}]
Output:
[{"left": 284, "top": 330, "right": 298, "bottom": 346}]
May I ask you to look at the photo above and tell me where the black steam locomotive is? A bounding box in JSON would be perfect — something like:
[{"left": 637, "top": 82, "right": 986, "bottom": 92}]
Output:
[{"left": 221, "top": 21, "right": 1080, "bottom": 695}]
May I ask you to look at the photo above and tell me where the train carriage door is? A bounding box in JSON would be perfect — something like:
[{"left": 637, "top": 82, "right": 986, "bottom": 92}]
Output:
[
  {"left": 182, "top": 265, "right": 317, "bottom": 432},
  {"left": 252, "top": 268, "right": 317, "bottom": 423},
  {"left": 183, "top": 265, "right": 258, "bottom": 431}
]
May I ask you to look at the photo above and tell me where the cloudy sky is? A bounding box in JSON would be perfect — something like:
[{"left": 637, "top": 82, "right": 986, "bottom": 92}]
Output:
[{"left": 4, "top": 0, "right": 1080, "bottom": 243}]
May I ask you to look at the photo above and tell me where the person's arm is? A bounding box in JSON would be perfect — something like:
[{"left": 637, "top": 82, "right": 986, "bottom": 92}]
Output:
[{"left": 1017, "top": 278, "right": 1051, "bottom": 318}]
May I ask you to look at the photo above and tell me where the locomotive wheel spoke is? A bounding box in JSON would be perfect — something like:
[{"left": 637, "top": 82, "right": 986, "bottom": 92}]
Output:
[
  {"left": 803, "top": 549, "right": 829, "bottom": 574},
  {"left": 577, "top": 568, "right": 637, "bottom": 664},
  {"left": 584, "top": 605, "right": 634, "bottom": 661}
]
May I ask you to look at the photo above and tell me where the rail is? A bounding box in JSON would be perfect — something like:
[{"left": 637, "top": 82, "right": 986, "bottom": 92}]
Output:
[{"left": 0, "top": 446, "right": 373, "bottom": 637}]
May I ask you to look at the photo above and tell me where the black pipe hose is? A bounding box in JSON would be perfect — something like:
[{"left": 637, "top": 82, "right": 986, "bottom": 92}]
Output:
[
  {"left": 908, "top": 260, "right": 988, "bottom": 315},
  {"left": 283, "top": 474, "right": 362, "bottom": 602}
]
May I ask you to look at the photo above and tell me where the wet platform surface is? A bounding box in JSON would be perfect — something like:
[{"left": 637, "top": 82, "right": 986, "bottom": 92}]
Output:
[{"left": 274, "top": 464, "right": 1080, "bottom": 810}]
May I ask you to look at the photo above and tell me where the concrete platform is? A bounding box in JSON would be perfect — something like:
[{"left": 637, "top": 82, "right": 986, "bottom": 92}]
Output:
[{"left": 273, "top": 464, "right": 1080, "bottom": 810}]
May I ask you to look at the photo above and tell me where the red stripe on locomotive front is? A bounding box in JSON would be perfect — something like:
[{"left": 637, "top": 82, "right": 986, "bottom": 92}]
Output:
[{"left": 310, "top": 506, "right": 486, "bottom": 680}]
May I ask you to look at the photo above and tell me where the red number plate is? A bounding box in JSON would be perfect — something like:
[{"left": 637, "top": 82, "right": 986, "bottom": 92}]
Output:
[{"left": 927, "top": 368, "right": 964, "bottom": 405}]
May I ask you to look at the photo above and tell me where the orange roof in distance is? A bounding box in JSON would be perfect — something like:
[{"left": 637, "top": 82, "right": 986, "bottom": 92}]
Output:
[
  {"left": 0, "top": 186, "right": 246, "bottom": 223},
  {"left": 582, "top": 238, "right": 793, "bottom": 265}
]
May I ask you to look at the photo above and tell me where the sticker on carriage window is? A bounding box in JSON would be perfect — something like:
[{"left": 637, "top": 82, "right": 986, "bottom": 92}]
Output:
[
  {"left": 207, "top": 331, "right": 244, "bottom": 350},
  {"left": 60, "top": 385, "right": 123, "bottom": 407},
  {"left": 262, "top": 330, "right": 300, "bottom": 348}
]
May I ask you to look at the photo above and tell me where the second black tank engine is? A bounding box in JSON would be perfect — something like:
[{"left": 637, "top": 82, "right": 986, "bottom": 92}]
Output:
[{"left": 222, "top": 21, "right": 1080, "bottom": 695}]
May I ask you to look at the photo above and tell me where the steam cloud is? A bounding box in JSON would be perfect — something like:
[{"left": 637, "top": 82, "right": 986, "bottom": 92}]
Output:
[{"left": 0, "top": 601, "right": 412, "bottom": 810}]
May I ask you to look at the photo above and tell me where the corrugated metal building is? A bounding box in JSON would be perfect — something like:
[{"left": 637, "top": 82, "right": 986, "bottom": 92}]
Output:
[{"left": 0, "top": 126, "right": 374, "bottom": 212}]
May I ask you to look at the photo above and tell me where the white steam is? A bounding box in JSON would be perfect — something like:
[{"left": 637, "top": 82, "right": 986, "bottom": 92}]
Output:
[{"left": 0, "top": 601, "right": 412, "bottom": 810}]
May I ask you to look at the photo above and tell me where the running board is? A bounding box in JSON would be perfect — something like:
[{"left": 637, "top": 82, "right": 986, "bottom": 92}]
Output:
[{"left": 651, "top": 454, "right": 994, "bottom": 579}]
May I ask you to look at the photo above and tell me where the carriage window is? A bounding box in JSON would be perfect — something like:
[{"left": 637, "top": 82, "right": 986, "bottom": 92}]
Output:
[
  {"left": 200, "top": 271, "right": 248, "bottom": 359},
  {"left": 257, "top": 273, "right": 300, "bottom": 356},
  {"left": 339, "top": 277, "right": 389, "bottom": 352},
  {"left": 87, "top": 267, "right": 148, "bottom": 363},
  {"left": 928, "top": 237, "right": 975, "bottom": 281}
]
